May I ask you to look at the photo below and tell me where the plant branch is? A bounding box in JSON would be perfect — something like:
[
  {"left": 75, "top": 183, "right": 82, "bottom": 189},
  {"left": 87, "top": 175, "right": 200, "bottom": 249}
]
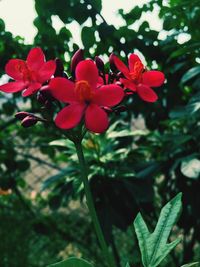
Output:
[{"left": 74, "top": 140, "right": 116, "bottom": 267}]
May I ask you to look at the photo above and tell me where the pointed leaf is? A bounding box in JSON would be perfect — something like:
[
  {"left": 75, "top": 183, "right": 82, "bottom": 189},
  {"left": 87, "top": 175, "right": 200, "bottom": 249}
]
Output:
[
  {"left": 47, "top": 257, "right": 93, "bottom": 267},
  {"left": 134, "top": 213, "right": 151, "bottom": 266},
  {"left": 181, "top": 66, "right": 200, "bottom": 84},
  {"left": 181, "top": 263, "right": 199, "bottom": 267},
  {"left": 134, "top": 193, "right": 182, "bottom": 267}
]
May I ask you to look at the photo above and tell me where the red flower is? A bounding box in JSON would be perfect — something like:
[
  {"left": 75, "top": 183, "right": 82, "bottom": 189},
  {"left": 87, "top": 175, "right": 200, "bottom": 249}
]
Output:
[
  {"left": 48, "top": 60, "right": 124, "bottom": 133},
  {"left": 113, "top": 54, "right": 165, "bottom": 102},
  {"left": 0, "top": 47, "right": 56, "bottom": 97}
]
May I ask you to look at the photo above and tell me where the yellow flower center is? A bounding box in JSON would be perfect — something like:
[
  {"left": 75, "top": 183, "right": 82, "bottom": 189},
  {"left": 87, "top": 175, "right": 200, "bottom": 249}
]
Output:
[
  {"left": 16, "top": 63, "right": 37, "bottom": 82},
  {"left": 130, "top": 61, "right": 144, "bottom": 83},
  {"left": 75, "top": 80, "right": 94, "bottom": 102}
]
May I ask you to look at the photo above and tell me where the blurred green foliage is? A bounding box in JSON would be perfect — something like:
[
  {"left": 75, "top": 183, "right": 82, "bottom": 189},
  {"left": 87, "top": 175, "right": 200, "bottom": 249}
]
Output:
[{"left": 0, "top": 0, "right": 200, "bottom": 266}]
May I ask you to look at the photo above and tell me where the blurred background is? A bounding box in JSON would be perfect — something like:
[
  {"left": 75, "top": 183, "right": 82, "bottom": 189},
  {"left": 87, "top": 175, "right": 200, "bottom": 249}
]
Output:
[{"left": 0, "top": 0, "right": 200, "bottom": 266}]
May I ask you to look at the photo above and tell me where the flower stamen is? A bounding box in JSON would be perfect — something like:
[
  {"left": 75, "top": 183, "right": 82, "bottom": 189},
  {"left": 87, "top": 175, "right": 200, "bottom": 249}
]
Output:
[
  {"left": 75, "top": 80, "right": 94, "bottom": 103},
  {"left": 130, "top": 61, "right": 144, "bottom": 83}
]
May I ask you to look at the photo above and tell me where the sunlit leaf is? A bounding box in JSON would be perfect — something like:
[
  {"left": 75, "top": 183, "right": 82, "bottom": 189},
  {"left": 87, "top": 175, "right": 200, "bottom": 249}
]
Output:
[
  {"left": 181, "top": 156, "right": 200, "bottom": 179},
  {"left": 134, "top": 193, "right": 182, "bottom": 267},
  {"left": 107, "top": 129, "right": 148, "bottom": 138},
  {"left": 181, "top": 262, "right": 199, "bottom": 267}
]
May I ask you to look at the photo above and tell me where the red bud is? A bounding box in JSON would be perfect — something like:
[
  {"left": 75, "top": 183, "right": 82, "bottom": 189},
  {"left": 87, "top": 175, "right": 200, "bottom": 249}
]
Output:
[
  {"left": 39, "top": 87, "right": 53, "bottom": 103},
  {"left": 37, "top": 92, "right": 46, "bottom": 104},
  {"left": 116, "top": 72, "right": 123, "bottom": 78},
  {"left": 109, "top": 53, "right": 117, "bottom": 72},
  {"left": 115, "top": 81, "right": 123, "bottom": 87},
  {"left": 114, "top": 105, "right": 127, "bottom": 114},
  {"left": 15, "top": 111, "right": 31, "bottom": 120},
  {"left": 54, "top": 58, "right": 64, "bottom": 77},
  {"left": 21, "top": 116, "right": 38, "bottom": 128},
  {"left": 95, "top": 56, "right": 104, "bottom": 72},
  {"left": 102, "top": 107, "right": 113, "bottom": 113},
  {"left": 71, "top": 49, "right": 84, "bottom": 73}
]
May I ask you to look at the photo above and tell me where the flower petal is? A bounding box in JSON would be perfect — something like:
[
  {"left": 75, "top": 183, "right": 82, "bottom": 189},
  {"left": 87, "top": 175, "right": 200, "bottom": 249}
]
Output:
[
  {"left": 38, "top": 60, "right": 56, "bottom": 83},
  {"left": 113, "top": 55, "right": 130, "bottom": 79},
  {"left": 5, "top": 59, "right": 27, "bottom": 80},
  {"left": 97, "top": 76, "right": 104, "bottom": 86},
  {"left": 0, "top": 81, "right": 26, "bottom": 93},
  {"left": 97, "top": 74, "right": 109, "bottom": 87},
  {"left": 120, "top": 78, "right": 137, "bottom": 91},
  {"left": 85, "top": 104, "right": 109, "bottom": 133},
  {"left": 142, "top": 71, "right": 165, "bottom": 87},
  {"left": 55, "top": 103, "right": 85, "bottom": 129},
  {"left": 92, "top": 84, "right": 124, "bottom": 107},
  {"left": 26, "top": 47, "right": 45, "bottom": 71},
  {"left": 49, "top": 77, "right": 77, "bottom": 103},
  {"left": 137, "top": 84, "right": 158, "bottom": 102},
  {"left": 75, "top": 60, "right": 98, "bottom": 88},
  {"left": 22, "top": 82, "right": 42, "bottom": 97},
  {"left": 128, "top": 54, "right": 141, "bottom": 71}
]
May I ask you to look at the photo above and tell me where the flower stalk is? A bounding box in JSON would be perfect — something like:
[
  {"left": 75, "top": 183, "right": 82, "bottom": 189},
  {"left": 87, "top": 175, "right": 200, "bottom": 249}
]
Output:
[{"left": 74, "top": 140, "right": 116, "bottom": 267}]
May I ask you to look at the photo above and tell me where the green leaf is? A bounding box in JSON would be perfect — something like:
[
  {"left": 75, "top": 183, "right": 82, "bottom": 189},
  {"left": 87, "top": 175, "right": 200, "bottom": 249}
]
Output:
[
  {"left": 49, "top": 139, "right": 69, "bottom": 147},
  {"left": 134, "top": 193, "right": 182, "bottom": 267},
  {"left": 47, "top": 257, "right": 93, "bottom": 267},
  {"left": 0, "top": 18, "right": 5, "bottom": 31},
  {"left": 170, "top": 43, "right": 200, "bottom": 59},
  {"left": 181, "top": 66, "right": 200, "bottom": 84},
  {"left": 181, "top": 263, "right": 199, "bottom": 267},
  {"left": 81, "top": 26, "right": 96, "bottom": 48},
  {"left": 181, "top": 156, "right": 200, "bottom": 179},
  {"left": 42, "top": 167, "right": 76, "bottom": 190},
  {"left": 125, "top": 263, "right": 130, "bottom": 267},
  {"left": 49, "top": 139, "right": 74, "bottom": 149},
  {"left": 92, "top": 0, "right": 102, "bottom": 12},
  {"left": 107, "top": 129, "right": 148, "bottom": 139}
]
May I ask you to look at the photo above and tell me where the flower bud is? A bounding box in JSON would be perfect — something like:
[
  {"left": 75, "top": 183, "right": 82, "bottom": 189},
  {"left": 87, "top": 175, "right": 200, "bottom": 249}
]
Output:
[
  {"left": 116, "top": 72, "right": 123, "bottom": 78},
  {"left": 15, "top": 111, "right": 31, "bottom": 120},
  {"left": 114, "top": 105, "right": 127, "bottom": 114},
  {"left": 115, "top": 81, "right": 123, "bottom": 87},
  {"left": 71, "top": 49, "right": 84, "bottom": 74},
  {"left": 54, "top": 58, "right": 64, "bottom": 77},
  {"left": 124, "top": 89, "right": 134, "bottom": 95},
  {"left": 37, "top": 92, "right": 46, "bottom": 104},
  {"left": 103, "top": 107, "right": 113, "bottom": 113},
  {"left": 39, "top": 86, "right": 53, "bottom": 102},
  {"left": 44, "top": 100, "right": 52, "bottom": 109},
  {"left": 109, "top": 53, "right": 117, "bottom": 72},
  {"left": 95, "top": 56, "right": 104, "bottom": 72},
  {"left": 21, "top": 116, "right": 38, "bottom": 128}
]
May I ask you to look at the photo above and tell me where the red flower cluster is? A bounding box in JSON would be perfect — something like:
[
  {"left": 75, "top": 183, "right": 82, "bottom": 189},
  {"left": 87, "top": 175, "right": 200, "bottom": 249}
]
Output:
[
  {"left": 0, "top": 48, "right": 56, "bottom": 97},
  {"left": 113, "top": 54, "right": 165, "bottom": 102},
  {"left": 48, "top": 60, "right": 124, "bottom": 133},
  {"left": 0, "top": 47, "right": 165, "bottom": 134}
]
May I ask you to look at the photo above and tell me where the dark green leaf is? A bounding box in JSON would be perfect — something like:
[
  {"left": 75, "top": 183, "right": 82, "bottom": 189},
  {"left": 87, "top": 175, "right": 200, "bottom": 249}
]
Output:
[
  {"left": 92, "top": 0, "right": 102, "bottom": 12},
  {"left": 81, "top": 26, "right": 96, "bottom": 48},
  {"left": 47, "top": 257, "right": 93, "bottom": 267},
  {"left": 181, "top": 66, "right": 200, "bottom": 84}
]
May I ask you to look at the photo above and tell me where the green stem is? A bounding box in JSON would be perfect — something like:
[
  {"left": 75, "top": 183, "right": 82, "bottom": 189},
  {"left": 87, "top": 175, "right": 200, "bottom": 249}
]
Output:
[{"left": 75, "top": 140, "right": 116, "bottom": 267}]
